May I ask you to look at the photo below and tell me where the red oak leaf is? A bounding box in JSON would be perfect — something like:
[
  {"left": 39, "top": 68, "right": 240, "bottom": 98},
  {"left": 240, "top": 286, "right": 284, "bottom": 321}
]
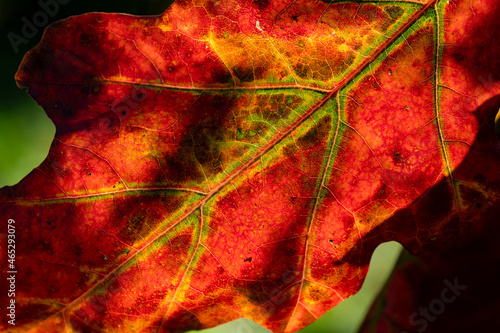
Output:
[{"left": 1, "top": 0, "right": 499, "bottom": 332}]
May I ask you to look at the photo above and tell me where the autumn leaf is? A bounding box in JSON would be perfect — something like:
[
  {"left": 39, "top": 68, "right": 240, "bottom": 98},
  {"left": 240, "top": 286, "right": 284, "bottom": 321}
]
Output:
[
  {"left": 359, "top": 206, "right": 500, "bottom": 333},
  {"left": 1, "top": 0, "right": 499, "bottom": 332}
]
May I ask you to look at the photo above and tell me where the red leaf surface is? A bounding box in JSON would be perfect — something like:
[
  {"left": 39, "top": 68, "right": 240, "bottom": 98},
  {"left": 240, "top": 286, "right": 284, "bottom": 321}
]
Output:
[{"left": 1, "top": 0, "right": 499, "bottom": 332}]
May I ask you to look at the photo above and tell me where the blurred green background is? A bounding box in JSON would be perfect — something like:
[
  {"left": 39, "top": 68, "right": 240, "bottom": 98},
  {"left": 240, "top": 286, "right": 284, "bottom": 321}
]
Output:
[{"left": 0, "top": 1, "right": 403, "bottom": 332}]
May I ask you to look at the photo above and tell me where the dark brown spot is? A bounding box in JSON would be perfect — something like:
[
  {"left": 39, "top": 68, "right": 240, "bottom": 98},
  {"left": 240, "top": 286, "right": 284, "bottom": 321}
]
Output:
[
  {"left": 73, "top": 243, "right": 83, "bottom": 257},
  {"left": 452, "top": 52, "right": 465, "bottom": 62},
  {"left": 46, "top": 220, "right": 56, "bottom": 230},
  {"left": 62, "top": 108, "right": 73, "bottom": 118},
  {"left": 384, "top": 5, "right": 404, "bottom": 20},
  {"left": 39, "top": 240, "right": 54, "bottom": 254},
  {"left": 134, "top": 92, "right": 145, "bottom": 101},
  {"left": 253, "top": 0, "right": 269, "bottom": 10},
  {"left": 392, "top": 151, "right": 404, "bottom": 164}
]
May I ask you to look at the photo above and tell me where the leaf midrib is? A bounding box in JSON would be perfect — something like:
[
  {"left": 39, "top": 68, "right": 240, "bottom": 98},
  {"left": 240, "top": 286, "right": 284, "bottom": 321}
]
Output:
[{"left": 26, "top": 0, "right": 439, "bottom": 328}]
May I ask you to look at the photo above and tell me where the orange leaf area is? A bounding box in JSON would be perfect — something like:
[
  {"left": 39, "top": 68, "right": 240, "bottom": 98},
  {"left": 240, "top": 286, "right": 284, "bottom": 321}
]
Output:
[{"left": 1, "top": 0, "right": 499, "bottom": 332}]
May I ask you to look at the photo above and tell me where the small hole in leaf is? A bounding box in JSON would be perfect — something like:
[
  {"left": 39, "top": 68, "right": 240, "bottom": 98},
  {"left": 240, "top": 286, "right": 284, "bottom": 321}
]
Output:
[{"left": 62, "top": 109, "right": 73, "bottom": 118}]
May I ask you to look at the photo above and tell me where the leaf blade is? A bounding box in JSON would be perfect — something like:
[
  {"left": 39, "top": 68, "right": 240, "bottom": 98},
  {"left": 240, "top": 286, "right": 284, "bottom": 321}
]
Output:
[{"left": 2, "top": 0, "right": 499, "bottom": 332}]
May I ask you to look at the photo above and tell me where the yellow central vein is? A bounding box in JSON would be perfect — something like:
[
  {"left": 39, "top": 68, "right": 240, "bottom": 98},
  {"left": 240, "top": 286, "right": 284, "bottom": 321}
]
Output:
[
  {"left": 285, "top": 91, "right": 344, "bottom": 331},
  {"left": 432, "top": 3, "right": 461, "bottom": 207},
  {"left": 28, "top": 0, "right": 439, "bottom": 326}
]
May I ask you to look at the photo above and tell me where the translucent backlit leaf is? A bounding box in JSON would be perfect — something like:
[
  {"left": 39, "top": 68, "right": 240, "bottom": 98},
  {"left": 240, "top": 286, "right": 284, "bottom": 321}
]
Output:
[{"left": 1, "top": 0, "right": 499, "bottom": 332}]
